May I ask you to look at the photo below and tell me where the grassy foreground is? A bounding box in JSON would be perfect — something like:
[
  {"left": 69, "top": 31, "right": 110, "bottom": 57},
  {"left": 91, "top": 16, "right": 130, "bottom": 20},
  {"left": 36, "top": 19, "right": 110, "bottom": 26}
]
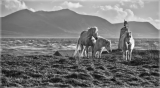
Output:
[{"left": 1, "top": 49, "right": 160, "bottom": 88}]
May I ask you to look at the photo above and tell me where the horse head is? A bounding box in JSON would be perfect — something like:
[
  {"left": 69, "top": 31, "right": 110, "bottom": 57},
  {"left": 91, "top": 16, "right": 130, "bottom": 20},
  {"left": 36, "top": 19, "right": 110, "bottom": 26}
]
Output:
[
  {"left": 125, "top": 32, "right": 132, "bottom": 44},
  {"left": 87, "top": 27, "right": 98, "bottom": 40},
  {"left": 105, "top": 40, "right": 112, "bottom": 53},
  {"left": 91, "top": 36, "right": 96, "bottom": 44},
  {"left": 126, "top": 32, "right": 132, "bottom": 38}
]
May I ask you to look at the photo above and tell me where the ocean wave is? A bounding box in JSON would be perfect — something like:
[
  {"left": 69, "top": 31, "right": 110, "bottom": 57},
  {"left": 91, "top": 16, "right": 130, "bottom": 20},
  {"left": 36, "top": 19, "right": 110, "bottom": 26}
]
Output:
[{"left": 8, "top": 45, "right": 45, "bottom": 50}]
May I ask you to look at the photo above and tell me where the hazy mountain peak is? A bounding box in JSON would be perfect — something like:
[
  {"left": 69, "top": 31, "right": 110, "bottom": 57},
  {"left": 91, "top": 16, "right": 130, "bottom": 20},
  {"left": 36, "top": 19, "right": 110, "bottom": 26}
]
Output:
[
  {"left": 3, "top": 9, "right": 34, "bottom": 18},
  {"left": 54, "top": 9, "right": 78, "bottom": 14},
  {"left": 60, "top": 8, "right": 73, "bottom": 11},
  {"left": 13, "top": 9, "right": 34, "bottom": 14},
  {"left": 1, "top": 9, "right": 159, "bottom": 38}
]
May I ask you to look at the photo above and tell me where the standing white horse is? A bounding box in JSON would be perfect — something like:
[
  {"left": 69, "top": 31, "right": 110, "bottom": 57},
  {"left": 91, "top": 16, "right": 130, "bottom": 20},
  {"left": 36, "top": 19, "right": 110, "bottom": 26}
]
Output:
[
  {"left": 93, "top": 36, "right": 112, "bottom": 58},
  {"left": 121, "top": 31, "right": 135, "bottom": 61},
  {"left": 73, "top": 27, "right": 98, "bottom": 58}
]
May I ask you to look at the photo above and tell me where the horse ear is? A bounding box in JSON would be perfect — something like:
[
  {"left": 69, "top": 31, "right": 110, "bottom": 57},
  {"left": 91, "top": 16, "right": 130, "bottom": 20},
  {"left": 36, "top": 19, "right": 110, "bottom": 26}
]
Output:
[
  {"left": 95, "top": 26, "right": 98, "bottom": 33},
  {"left": 87, "top": 28, "right": 92, "bottom": 35},
  {"left": 90, "top": 27, "right": 96, "bottom": 33},
  {"left": 109, "top": 40, "right": 111, "bottom": 44}
]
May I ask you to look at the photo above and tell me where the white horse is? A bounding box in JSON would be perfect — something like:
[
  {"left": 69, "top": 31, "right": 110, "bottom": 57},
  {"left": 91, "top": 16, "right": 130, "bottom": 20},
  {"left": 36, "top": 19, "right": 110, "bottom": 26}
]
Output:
[
  {"left": 81, "top": 36, "right": 96, "bottom": 57},
  {"left": 121, "top": 31, "right": 135, "bottom": 61},
  {"left": 93, "top": 36, "right": 112, "bottom": 58},
  {"left": 73, "top": 27, "right": 98, "bottom": 58}
]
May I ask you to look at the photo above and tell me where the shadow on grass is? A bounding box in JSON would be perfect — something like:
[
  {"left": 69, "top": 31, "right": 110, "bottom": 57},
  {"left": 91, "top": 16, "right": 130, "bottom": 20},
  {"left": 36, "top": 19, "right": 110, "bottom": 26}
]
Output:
[
  {"left": 120, "top": 50, "right": 159, "bottom": 66},
  {"left": 121, "top": 59, "right": 149, "bottom": 66}
]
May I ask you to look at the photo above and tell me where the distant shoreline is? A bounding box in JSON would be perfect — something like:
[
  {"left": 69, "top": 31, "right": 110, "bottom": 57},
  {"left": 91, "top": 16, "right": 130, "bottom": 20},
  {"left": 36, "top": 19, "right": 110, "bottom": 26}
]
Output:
[{"left": 1, "top": 37, "right": 160, "bottom": 39}]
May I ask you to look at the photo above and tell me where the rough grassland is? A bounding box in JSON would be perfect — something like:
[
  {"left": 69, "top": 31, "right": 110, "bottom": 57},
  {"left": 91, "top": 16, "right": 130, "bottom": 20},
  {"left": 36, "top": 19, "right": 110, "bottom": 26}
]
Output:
[{"left": 1, "top": 49, "right": 160, "bottom": 88}]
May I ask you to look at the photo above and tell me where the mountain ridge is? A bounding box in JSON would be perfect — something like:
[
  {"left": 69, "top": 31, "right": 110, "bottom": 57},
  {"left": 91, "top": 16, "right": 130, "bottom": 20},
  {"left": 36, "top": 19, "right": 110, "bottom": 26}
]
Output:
[{"left": 1, "top": 9, "right": 159, "bottom": 38}]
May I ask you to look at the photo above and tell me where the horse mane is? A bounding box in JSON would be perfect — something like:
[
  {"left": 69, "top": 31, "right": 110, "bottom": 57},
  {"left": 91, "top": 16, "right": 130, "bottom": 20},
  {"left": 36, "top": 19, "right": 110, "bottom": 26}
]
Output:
[
  {"left": 126, "top": 32, "right": 132, "bottom": 37},
  {"left": 106, "top": 39, "right": 111, "bottom": 46},
  {"left": 91, "top": 36, "right": 96, "bottom": 44},
  {"left": 107, "top": 39, "right": 111, "bottom": 43},
  {"left": 80, "top": 30, "right": 87, "bottom": 36},
  {"left": 97, "top": 37, "right": 111, "bottom": 46},
  {"left": 87, "top": 26, "right": 98, "bottom": 37},
  {"left": 123, "top": 31, "right": 133, "bottom": 45},
  {"left": 87, "top": 26, "right": 98, "bottom": 32},
  {"left": 98, "top": 35, "right": 102, "bottom": 38},
  {"left": 94, "top": 37, "right": 112, "bottom": 57}
]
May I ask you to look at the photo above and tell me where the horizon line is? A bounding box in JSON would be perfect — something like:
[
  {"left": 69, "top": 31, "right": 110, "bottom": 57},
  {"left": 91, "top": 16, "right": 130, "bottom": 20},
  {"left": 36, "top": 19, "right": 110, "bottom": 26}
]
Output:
[{"left": 1, "top": 37, "right": 160, "bottom": 39}]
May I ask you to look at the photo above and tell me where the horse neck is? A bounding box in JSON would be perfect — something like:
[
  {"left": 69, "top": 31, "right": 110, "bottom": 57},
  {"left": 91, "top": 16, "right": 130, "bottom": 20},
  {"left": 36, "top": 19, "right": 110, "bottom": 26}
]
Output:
[
  {"left": 87, "top": 34, "right": 93, "bottom": 39},
  {"left": 126, "top": 36, "right": 133, "bottom": 43}
]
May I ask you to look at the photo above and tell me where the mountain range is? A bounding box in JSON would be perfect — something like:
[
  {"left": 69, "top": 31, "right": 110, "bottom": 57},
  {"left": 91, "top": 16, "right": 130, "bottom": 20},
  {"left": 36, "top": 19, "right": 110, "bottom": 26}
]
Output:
[{"left": 1, "top": 9, "right": 159, "bottom": 38}]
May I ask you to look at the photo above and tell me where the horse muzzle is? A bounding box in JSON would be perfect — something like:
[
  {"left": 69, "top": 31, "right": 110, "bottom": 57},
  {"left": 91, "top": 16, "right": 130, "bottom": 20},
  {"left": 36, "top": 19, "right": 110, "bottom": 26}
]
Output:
[
  {"left": 109, "top": 49, "right": 112, "bottom": 53},
  {"left": 95, "top": 37, "right": 98, "bottom": 40},
  {"left": 127, "top": 42, "right": 130, "bottom": 44},
  {"left": 107, "top": 49, "right": 112, "bottom": 53}
]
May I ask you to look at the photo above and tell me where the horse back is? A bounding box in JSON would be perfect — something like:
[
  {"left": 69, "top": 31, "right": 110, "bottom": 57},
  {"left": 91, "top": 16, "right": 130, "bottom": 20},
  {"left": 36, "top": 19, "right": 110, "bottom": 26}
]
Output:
[
  {"left": 79, "top": 31, "right": 93, "bottom": 46},
  {"left": 95, "top": 38, "right": 106, "bottom": 49}
]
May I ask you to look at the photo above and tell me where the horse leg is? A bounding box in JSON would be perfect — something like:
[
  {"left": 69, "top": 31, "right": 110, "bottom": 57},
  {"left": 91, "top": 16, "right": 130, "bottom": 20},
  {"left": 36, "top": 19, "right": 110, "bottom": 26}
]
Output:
[
  {"left": 129, "top": 50, "right": 132, "bottom": 61},
  {"left": 82, "top": 46, "right": 86, "bottom": 57},
  {"left": 76, "top": 45, "right": 81, "bottom": 64},
  {"left": 86, "top": 46, "right": 89, "bottom": 58},
  {"left": 73, "top": 49, "right": 78, "bottom": 57},
  {"left": 123, "top": 51, "right": 125, "bottom": 60},
  {"left": 118, "top": 37, "right": 121, "bottom": 50},
  {"left": 128, "top": 50, "right": 129, "bottom": 61},
  {"left": 100, "top": 50, "right": 103, "bottom": 58},
  {"left": 128, "top": 50, "right": 130, "bottom": 61},
  {"left": 80, "top": 45, "right": 84, "bottom": 57},
  {"left": 96, "top": 51, "right": 99, "bottom": 59},
  {"left": 125, "top": 50, "right": 128, "bottom": 61},
  {"left": 95, "top": 51, "right": 98, "bottom": 58},
  {"left": 129, "top": 50, "right": 131, "bottom": 61},
  {"left": 84, "top": 46, "right": 87, "bottom": 57},
  {"left": 91, "top": 46, "right": 94, "bottom": 58},
  {"left": 73, "top": 44, "right": 79, "bottom": 57},
  {"left": 127, "top": 50, "right": 129, "bottom": 61},
  {"left": 96, "top": 51, "right": 98, "bottom": 58},
  {"left": 93, "top": 49, "right": 96, "bottom": 58}
]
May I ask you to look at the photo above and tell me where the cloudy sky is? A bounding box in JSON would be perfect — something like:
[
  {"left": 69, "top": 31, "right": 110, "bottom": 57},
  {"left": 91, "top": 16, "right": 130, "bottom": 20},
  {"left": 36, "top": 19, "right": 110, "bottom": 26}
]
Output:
[{"left": 1, "top": 0, "right": 159, "bottom": 29}]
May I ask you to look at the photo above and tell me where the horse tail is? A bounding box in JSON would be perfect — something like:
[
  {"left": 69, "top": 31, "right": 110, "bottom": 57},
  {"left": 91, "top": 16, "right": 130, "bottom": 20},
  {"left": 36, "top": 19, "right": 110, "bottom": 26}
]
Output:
[
  {"left": 73, "top": 38, "right": 80, "bottom": 57},
  {"left": 131, "top": 37, "right": 135, "bottom": 50}
]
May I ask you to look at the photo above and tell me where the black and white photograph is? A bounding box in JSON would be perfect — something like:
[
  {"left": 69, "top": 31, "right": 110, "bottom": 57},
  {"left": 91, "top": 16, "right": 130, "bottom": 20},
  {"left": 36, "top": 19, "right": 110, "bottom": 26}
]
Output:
[{"left": 1, "top": 0, "right": 160, "bottom": 87}]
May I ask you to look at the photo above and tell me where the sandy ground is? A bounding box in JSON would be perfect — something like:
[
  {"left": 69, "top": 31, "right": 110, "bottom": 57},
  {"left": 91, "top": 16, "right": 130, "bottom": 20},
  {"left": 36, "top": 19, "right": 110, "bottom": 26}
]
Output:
[{"left": 1, "top": 49, "right": 159, "bottom": 88}]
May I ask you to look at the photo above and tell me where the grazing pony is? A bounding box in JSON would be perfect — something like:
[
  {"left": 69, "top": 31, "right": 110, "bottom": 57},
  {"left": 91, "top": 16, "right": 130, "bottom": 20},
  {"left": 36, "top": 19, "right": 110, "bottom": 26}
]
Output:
[
  {"left": 73, "top": 27, "right": 98, "bottom": 58},
  {"left": 121, "top": 31, "right": 135, "bottom": 61},
  {"left": 93, "top": 37, "right": 112, "bottom": 58}
]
